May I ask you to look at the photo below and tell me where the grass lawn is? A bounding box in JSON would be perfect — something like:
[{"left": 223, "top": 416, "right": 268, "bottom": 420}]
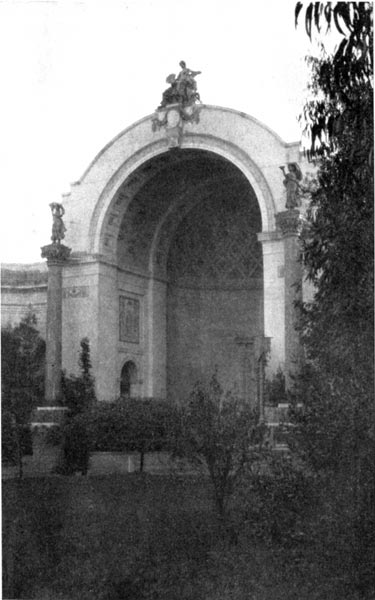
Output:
[{"left": 2, "top": 472, "right": 367, "bottom": 600}]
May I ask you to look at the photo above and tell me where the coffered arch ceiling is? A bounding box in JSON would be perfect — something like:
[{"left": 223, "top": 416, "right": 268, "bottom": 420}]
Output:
[{"left": 115, "top": 149, "right": 262, "bottom": 278}]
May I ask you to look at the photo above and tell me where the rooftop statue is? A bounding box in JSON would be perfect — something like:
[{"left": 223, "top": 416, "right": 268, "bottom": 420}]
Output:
[
  {"left": 49, "top": 202, "right": 67, "bottom": 243},
  {"left": 160, "top": 61, "right": 201, "bottom": 108},
  {"left": 279, "top": 163, "right": 303, "bottom": 209}
]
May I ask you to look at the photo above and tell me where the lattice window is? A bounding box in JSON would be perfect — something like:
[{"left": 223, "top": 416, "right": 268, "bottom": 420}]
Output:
[{"left": 168, "top": 193, "right": 262, "bottom": 286}]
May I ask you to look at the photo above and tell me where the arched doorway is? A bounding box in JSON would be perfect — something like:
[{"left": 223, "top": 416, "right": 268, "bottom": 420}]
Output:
[
  {"left": 120, "top": 360, "right": 137, "bottom": 397},
  {"left": 113, "top": 148, "right": 264, "bottom": 401}
]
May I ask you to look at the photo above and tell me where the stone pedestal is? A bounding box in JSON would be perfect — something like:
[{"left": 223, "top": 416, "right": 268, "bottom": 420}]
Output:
[
  {"left": 41, "top": 242, "right": 71, "bottom": 405},
  {"left": 276, "top": 209, "right": 303, "bottom": 388}
]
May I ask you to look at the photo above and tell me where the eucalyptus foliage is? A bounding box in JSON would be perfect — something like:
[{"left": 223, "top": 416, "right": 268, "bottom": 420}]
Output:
[
  {"left": 296, "top": 2, "right": 373, "bottom": 158},
  {"left": 295, "top": 1, "right": 373, "bottom": 383},
  {"left": 292, "top": 4, "right": 374, "bottom": 592}
]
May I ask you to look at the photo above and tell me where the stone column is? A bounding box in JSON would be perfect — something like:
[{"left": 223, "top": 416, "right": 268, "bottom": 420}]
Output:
[
  {"left": 41, "top": 242, "right": 71, "bottom": 405},
  {"left": 275, "top": 209, "right": 303, "bottom": 388},
  {"left": 26, "top": 242, "right": 71, "bottom": 475}
]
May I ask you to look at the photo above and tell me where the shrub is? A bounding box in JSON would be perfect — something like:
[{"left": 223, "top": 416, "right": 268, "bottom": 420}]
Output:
[
  {"left": 288, "top": 365, "right": 375, "bottom": 592},
  {"left": 172, "top": 374, "right": 266, "bottom": 518},
  {"left": 59, "top": 413, "right": 91, "bottom": 475},
  {"left": 2, "top": 410, "right": 18, "bottom": 465},
  {"left": 1, "top": 390, "right": 35, "bottom": 477},
  {"left": 265, "top": 368, "right": 288, "bottom": 406},
  {"left": 1, "top": 314, "right": 45, "bottom": 476},
  {"left": 1, "top": 313, "right": 45, "bottom": 404},
  {"left": 61, "top": 337, "right": 96, "bottom": 417},
  {"left": 232, "top": 452, "right": 315, "bottom": 545},
  {"left": 19, "top": 424, "right": 33, "bottom": 456},
  {"left": 45, "top": 424, "right": 63, "bottom": 446},
  {"left": 58, "top": 338, "right": 96, "bottom": 475},
  {"left": 90, "top": 398, "right": 171, "bottom": 471}
]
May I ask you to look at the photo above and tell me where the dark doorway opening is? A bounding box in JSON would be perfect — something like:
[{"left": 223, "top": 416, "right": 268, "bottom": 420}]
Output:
[{"left": 120, "top": 361, "right": 137, "bottom": 397}]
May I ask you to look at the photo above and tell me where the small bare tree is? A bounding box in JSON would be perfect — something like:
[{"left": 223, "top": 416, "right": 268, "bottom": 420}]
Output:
[{"left": 173, "top": 374, "right": 266, "bottom": 518}]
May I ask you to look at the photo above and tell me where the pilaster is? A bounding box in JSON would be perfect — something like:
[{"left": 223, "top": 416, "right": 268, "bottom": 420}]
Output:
[{"left": 257, "top": 230, "right": 285, "bottom": 375}]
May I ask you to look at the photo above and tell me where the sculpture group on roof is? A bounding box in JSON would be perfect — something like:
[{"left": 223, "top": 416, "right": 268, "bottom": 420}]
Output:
[{"left": 160, "top": 61, "right": 201, "bottom": 108}]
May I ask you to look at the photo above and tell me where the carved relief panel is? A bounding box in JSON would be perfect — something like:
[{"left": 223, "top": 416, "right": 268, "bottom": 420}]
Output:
[{"left": 119, "top": 296, "right": 140, "bottom": 343}]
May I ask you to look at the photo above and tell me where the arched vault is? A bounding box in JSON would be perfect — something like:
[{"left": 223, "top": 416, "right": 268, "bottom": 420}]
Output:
[{"left": 60, "top": 105, "right": 302, "bottom": 401}]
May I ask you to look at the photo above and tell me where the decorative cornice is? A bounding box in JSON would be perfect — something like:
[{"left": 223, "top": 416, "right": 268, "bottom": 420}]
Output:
[
  {"left": 276, "top": 209, "right": 302, "bottom": 237},
  {"left": 41, "top": 243, "right": 71, "bottom": 264}
]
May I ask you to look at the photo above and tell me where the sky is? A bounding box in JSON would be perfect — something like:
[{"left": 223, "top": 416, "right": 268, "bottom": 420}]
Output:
[{"left": 0, "top": 0, "right": 337, "bottom": 264}]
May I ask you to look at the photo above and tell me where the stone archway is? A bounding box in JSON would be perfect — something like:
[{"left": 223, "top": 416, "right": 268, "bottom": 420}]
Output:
[
  {"left": 61, "top": 105, "right": 303, "bottom": 401},
  {"left": 112, "top": 148, "right": 266, "bottom": 402}
]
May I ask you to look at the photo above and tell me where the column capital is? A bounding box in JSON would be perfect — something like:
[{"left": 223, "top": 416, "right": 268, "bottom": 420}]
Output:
[
  {"left": 276, "top": 209, "right": 302, "bottom": 237},
  {"left": 41, "top": 242, "right": 71, "bottom": 264}
]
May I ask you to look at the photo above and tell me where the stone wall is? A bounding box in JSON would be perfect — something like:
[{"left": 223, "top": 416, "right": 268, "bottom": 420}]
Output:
[
  {"left": 166, "top": 191, "right": 263, "bottom": 402},
  {"left": 1, "top": 264, "right": 48, "bottom": 335},
  {"left": 167, "top": 286, "right": 263, "bottom": 402}
]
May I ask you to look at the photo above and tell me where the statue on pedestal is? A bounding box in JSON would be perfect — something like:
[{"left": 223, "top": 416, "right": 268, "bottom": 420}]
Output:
[
  {"left": 279, "top": 163, "right": 303, "bottom": 209},
  {"left": 160, "top": 60, "right": 201, "bottom": 108},
  {"left": 42, "top": 203, "right": 70, "bottom": 261},
  {"left": 49, "top": 203, "right": 67, "bottom": 244}
]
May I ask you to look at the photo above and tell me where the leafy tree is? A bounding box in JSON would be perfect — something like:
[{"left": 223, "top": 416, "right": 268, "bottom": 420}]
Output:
[
  {"left": 294, "top": 1, "right": 373, "bottom": 407},
  {"left": 61, "top": 337, "right": 96, "bottom": 416},
  {"left": 58, "top": 338, "right": 96, "bottom": 474},
  {"left": 122, "top": 398, "right": 170, "bottom": 472},
  {"left": 90, "top": 398, "right": 170, "bottom": 472},
  {"left": 296, "top": 2, "right": 373, "bottom": 158},
  {"left": 265, "top": 368, "right": 288, "bottom": 406},
  {"left": 172, "top": 374, "right": 265, "bottom": 518},
  {"left": 1, "top": 314, "right": 45, "bottom": 476},
  {"left": 2, "top": 313, "right": 45, "bottom": 403},
  {"left": 291, "top": 3, "right": 374, "bottom": 592}
]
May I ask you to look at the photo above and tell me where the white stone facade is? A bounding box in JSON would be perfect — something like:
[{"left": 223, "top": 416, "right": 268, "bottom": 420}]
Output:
[{"left": 3, "top": 105, "right": 309, "bottom": 402}]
